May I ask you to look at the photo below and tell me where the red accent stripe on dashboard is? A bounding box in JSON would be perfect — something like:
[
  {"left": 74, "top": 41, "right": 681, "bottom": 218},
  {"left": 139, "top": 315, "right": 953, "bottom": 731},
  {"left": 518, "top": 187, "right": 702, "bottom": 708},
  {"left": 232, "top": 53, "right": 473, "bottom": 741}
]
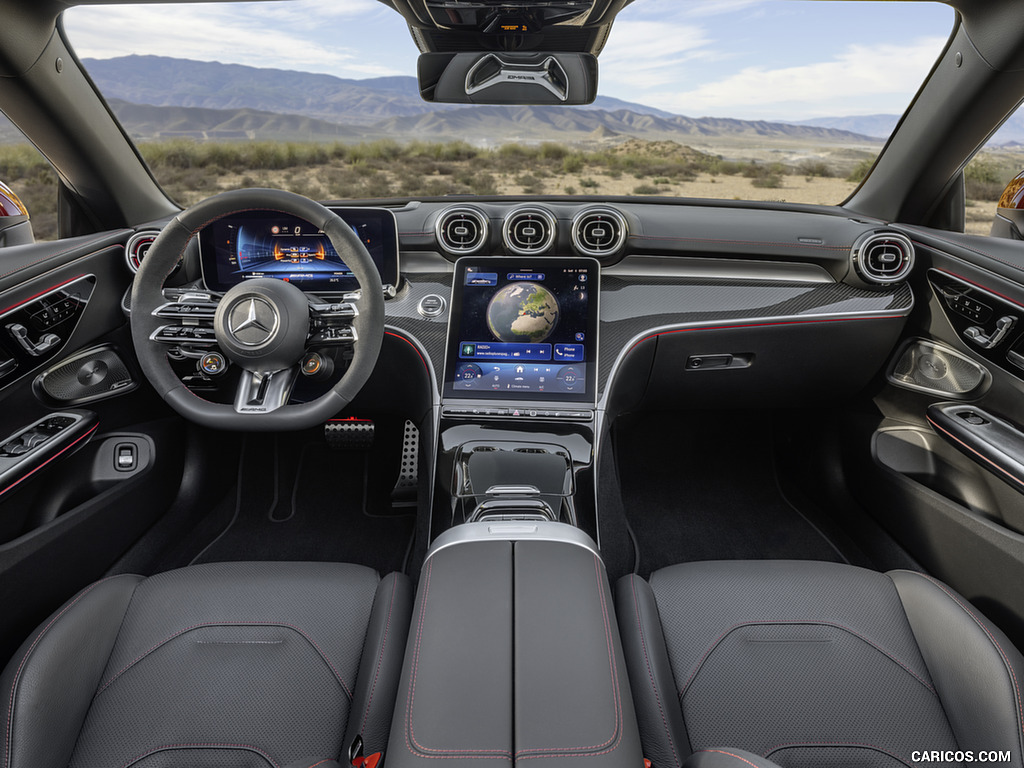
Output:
[{"left": 385, "top": 330, "right": 431, "bottom": 378}]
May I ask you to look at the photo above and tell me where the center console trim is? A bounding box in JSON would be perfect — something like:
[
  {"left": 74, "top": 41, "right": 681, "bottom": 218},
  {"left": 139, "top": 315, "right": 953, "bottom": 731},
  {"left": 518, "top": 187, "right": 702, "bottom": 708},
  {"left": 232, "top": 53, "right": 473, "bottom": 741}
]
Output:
[{"left": 426, "top": 520, "right": 600, "bottom": 562}]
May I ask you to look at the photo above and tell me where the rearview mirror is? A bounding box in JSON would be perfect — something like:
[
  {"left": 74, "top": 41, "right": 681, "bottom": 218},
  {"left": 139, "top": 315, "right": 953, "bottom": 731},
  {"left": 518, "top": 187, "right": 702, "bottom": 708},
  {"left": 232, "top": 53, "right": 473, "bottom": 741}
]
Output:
[{"left": 418, "top": 52, "right": 598, "bottom": 106}]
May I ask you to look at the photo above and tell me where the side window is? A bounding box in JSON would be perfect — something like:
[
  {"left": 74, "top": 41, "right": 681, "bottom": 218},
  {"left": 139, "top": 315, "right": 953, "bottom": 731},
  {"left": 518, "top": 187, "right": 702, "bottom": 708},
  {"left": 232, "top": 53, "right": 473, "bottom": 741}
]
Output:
[
  {"left": 968, "top": 103, "right": 1024, "bottom": 239},
  {"left": 0, "top": 113, "right": 58, "bottom": 243}
]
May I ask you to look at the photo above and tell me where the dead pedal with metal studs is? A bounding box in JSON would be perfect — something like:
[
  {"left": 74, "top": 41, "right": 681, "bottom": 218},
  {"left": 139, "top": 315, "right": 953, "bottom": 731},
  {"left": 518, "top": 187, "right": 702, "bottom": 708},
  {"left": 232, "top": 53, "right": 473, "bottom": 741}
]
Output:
[{"left": 324, "top": 417, "right": 375, "bottom": 451}]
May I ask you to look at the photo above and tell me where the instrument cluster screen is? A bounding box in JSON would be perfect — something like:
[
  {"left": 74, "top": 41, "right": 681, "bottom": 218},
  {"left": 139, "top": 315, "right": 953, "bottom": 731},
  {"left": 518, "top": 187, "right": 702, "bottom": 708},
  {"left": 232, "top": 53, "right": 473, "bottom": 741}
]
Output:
[
  {"left": 199, "top": 208, "right": 398, "bottom": 292},
  {"left": 444, "top": 257, "right": 598, "bottom": 403}
]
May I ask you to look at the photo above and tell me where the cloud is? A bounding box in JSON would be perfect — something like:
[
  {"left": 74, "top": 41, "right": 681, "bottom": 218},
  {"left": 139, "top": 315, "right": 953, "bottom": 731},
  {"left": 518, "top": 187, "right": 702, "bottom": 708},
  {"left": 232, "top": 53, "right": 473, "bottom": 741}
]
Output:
[
  {"left": 599, "top": 20, "right": 718, "bottom": 88},
  {"left": 62, "top": 1, "right": 407, "bottom": 78},
  {"left": 641, "top": 37, "right": 947, "bottom": 120}
]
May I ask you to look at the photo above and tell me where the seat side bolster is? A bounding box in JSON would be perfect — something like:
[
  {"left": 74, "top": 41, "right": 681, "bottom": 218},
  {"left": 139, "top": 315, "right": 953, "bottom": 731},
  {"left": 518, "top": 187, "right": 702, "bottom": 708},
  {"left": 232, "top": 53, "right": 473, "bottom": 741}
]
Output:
[
  {"left": 344, "top": 571, "right": 414, "bottom": 757},
  {"left": 889, "top": 570, "right": 1024, "bottom": 763},
  {"left": 614, "top": 574, "right": 691, "bottom": 768},
  {"left": 0, "top": 574, "right": 143, "bottom": 768}
]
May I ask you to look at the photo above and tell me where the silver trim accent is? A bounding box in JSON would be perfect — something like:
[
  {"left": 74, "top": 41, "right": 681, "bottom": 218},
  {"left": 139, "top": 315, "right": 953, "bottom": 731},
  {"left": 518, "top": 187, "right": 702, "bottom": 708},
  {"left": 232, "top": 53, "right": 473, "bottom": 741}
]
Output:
[
  {"left": 425, "top": 521, "right": 600, "bottom": 562},
  {"left": 227, "top": 297, "right": 280, "bottom": 347},
  {"left": 603, "top": 256, "right": 834, "bottom": 283},
  {"left": 125, "top": 231, "right": 159, "bottom": 274},
  {"left": 417, "top": 294, "right": 447, "bottom": 318},
  {"left": 886, "top": 337, "right": 991, "bottom": 398},
  {"left": 233, "top": 367, "right": 298, "bottom": 414},
  {"left": 571, "top": 207, "right": 627, "bottom": 258},
  {"left": 502, "top": 207, "right": 557, "bottom": 256},
  {"left": 851, "top": 232, "right": 915, "bottom": 285},
  {"left": 435, "top": 206, "right": 489, "bottom": 255},
  {"left": 465, "top": 54, "right": 569, "bottom": 102}
]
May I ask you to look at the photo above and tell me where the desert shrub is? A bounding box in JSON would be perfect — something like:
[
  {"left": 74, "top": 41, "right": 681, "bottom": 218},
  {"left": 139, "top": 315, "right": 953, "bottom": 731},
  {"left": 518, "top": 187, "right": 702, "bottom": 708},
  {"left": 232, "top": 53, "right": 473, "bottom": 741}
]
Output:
[
  {"left": 797, "top": 159, "right": 834, "bottom": 177},
  {"left": 579, "top": 178, "right": 599, "bottom": 188},
  {"left": 847, "top": 158, "right": 875, "bottom": 182},
  {"left": 752, "top": 174, "right": 784, "bottom": 188},
  {"left": 633, "top": 184, "right": 660, "bottom": 194}
]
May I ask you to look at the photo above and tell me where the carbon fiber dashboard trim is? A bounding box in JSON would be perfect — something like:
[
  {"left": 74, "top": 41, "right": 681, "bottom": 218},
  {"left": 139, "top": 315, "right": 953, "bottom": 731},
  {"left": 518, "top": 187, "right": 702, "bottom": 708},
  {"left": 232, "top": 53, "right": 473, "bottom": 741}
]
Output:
[
  {"left": 597, "top": 277, "right": 913, "bottom": 393},
  {"left": 384, "top": 271, "right": 451, "bottom": 388}
]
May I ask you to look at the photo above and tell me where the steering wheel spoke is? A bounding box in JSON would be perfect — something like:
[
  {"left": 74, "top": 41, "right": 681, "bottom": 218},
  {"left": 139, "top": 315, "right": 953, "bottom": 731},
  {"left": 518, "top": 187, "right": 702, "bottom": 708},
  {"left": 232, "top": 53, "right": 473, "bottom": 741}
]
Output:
[{"left": 234, "top": 366, "right": 299, "bottom": 414}]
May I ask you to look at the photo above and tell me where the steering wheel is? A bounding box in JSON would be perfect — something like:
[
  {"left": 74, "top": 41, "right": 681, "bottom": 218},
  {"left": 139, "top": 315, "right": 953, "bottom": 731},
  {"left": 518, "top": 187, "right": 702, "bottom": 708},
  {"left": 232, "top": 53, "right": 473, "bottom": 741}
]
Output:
[{"left": 130, "top": 189, "right": 384, "bottom": 431}]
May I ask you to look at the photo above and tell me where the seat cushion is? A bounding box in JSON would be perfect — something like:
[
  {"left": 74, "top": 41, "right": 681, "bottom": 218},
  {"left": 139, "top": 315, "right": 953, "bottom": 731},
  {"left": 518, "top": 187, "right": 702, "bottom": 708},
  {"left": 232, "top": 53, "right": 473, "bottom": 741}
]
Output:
[
  {"left": 1, "top": 561, "right": 412, "bottom": 768},
  {"left": 616, "top": 560, "right": 1024, "bottom": 768}
]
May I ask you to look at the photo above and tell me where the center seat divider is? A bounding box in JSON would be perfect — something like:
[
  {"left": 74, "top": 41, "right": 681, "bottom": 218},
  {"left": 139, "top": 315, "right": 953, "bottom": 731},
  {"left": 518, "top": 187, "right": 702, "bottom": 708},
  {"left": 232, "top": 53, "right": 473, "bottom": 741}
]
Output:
[{"left": 386, "top": 522, "right": 643, "bottom": 768}]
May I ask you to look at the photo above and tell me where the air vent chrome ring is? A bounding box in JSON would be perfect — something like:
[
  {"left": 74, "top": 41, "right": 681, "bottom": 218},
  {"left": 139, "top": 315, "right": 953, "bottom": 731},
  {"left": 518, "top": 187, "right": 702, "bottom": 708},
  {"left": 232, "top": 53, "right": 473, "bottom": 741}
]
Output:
[
  {"left": 125, "top": 230, "right": 160, "bottom": 273},
  {"left": 852, "top": 231, "right": 915, "bottom": 285},
  {"left": 571, "top": 207, "right": 627, "bottom": 258},
  {"left": 436, "top": 206, "right": 489, "bottom": 255},
  {"left": 502, "top": 206, "right": 557, "bottom": 256}
]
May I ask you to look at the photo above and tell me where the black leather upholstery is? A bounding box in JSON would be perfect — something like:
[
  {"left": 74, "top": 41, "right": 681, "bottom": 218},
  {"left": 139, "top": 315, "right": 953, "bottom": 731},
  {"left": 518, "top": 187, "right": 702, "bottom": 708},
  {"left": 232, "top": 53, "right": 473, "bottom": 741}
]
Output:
[
  {"left": 616, "top": 560, "right": 1024, "bottom": 768},
  {"left": 388, "top": 539, "right": 644, "bottom": 768},
  {"left": 1, "top": 562, "right": 412, "bottom": 768}
]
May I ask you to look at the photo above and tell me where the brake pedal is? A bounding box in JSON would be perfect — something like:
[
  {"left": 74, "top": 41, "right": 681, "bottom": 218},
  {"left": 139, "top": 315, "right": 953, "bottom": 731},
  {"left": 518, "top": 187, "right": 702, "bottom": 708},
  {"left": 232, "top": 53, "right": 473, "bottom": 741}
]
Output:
[{"left": 325, "top": 417, "right": 375, "bottom": 451}]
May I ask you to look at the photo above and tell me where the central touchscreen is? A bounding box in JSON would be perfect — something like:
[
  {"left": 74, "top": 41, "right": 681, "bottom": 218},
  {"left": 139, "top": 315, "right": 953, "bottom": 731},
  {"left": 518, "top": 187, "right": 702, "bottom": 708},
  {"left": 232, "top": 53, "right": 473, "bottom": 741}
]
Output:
[{"left": 444, "top": 257, "right": 598, "bottom": 403}]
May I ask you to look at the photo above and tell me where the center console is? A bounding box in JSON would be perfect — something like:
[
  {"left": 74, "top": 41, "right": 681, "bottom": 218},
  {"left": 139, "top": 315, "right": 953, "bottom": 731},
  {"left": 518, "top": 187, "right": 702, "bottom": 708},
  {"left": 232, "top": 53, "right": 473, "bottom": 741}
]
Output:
[{"left": 433, "top": 257, "right": 600, "bottom": 540}]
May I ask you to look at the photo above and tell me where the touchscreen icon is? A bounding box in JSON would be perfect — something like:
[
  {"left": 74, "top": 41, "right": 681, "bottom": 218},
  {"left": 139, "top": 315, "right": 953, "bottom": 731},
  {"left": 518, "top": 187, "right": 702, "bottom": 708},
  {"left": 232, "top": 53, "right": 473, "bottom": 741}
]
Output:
[
  {"left": 462, "top": 343, "right": 476, "bottom": 357},
  {"left": 575, "top": 332, "right": 585, "bottom": 342}
]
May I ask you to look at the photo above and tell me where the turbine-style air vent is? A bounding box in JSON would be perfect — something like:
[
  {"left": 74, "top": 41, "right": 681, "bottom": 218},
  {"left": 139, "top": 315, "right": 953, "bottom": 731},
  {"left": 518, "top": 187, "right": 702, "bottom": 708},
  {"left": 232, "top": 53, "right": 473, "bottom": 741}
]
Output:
[
  {"left": 503, "top": 207, "right": 556, "bottom": 256},
  {"left": 571, "top": 207, "right": 627, "bottom": 257},
  {"left": 852, "top": 232, "right": 915, "bottom": 285},
  {"left": 436, "top": 207, "right": 488, "bottom": 255},
  {"left": 125, "top": 231, "right": 159, "bottom": 273}
]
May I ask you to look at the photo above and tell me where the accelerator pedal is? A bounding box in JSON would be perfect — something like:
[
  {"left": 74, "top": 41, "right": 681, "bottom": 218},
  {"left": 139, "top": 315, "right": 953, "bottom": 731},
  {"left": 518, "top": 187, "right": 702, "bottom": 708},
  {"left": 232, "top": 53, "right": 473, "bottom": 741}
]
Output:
[
  {"left": 391, "top": 419, "right": 420, "bottom": 506},
  {"left": 325, "top": 417, "right": 375, "bottom": 451}
]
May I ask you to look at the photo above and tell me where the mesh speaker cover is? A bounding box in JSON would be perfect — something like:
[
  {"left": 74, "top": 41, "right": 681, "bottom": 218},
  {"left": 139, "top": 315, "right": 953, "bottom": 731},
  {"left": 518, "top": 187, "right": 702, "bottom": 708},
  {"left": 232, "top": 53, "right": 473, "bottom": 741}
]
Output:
[
  {"left": 37, "top": 346, "right": 136, "bottom": 404},
  {"left": 889, "top": 338, "right": 988, "bottom": 397}
]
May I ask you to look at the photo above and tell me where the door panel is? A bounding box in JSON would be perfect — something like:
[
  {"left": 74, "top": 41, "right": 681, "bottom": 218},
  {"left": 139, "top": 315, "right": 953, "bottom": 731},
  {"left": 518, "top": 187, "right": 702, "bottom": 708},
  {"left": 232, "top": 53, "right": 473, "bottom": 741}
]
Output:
[{"left": 0, "top": 232, "right": 187, "bottom": 664}]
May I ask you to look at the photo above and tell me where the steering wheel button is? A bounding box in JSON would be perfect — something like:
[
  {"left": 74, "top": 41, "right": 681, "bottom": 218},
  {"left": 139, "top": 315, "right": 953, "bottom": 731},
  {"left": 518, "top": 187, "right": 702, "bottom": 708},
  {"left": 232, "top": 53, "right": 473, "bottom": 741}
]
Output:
[{"left": 302, "top": 354, "right": 323, "bottom": 376}]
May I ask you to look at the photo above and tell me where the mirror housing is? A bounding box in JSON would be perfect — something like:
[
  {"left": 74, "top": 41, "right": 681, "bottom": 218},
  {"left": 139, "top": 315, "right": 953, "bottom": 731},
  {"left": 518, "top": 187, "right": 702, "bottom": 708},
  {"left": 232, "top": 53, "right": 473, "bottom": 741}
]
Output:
[
  {"left": 418, "top": 52, "right": 598, "bottom": 106},
  {"left": 993, "top": 169, "right": 1024, "bottom": 239},
  {"left": 0, "top": 181, "right": 33, "bottom": 247}
]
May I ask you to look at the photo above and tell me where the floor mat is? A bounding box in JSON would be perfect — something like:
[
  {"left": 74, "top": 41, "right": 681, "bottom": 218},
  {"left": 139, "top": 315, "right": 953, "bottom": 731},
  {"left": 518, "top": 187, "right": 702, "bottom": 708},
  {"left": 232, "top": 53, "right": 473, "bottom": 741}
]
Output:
[
  {"left": 190, "top": 432, "right": 414, "bottom": 575},
  {"left": 614, "top": 411, "right": 846, "bottom": 578}
]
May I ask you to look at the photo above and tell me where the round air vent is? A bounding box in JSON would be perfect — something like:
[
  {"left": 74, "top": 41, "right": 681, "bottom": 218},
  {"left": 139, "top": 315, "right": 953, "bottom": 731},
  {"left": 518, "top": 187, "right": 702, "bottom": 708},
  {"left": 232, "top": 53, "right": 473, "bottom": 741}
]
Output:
[
  {"left": 503, "top": 207, "right": 556, "bottom": 256},
  {"left": 125, "top": 230, "right": 159, "bottom": 273},
  {"left": 571, "top": 207, "right": 627, "bottom": 258},
  {"left": 852, "top": 232, "right": 915, "bottom": 285},
  {"left": 436, "top": 206, "right": 488, "bottom": 255}
]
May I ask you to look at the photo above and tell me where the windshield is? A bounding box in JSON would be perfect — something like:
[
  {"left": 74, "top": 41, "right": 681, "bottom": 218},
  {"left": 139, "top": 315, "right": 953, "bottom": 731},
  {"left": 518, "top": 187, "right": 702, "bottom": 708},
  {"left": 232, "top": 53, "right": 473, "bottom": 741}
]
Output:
[{"left": 51, "top": 1, "right": 951, "bottom": 211}]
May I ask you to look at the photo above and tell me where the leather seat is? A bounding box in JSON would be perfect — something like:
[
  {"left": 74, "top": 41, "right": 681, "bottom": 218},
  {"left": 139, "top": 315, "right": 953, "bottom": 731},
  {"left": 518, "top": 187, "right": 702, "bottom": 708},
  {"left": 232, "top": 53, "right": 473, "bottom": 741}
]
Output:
[
  {"left": 0, "top": 561, "right": 412, "bottom": 768},
  {"left": 615, "top": 560, "right": 1024, "bottom": 768}
]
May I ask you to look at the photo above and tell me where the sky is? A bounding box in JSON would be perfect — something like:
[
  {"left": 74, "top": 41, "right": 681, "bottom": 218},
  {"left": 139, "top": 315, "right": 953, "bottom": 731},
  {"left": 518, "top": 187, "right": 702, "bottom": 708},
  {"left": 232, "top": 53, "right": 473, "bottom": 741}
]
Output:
[{"left": 63, "top": 0, "right": 955, "bottom": 121}]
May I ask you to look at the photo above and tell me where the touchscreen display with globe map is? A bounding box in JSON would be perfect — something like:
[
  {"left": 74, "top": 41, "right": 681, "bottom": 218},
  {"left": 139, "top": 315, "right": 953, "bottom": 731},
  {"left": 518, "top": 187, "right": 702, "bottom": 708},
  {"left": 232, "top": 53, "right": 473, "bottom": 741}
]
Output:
[
  {"left": 444, "top": 258, "right": 598, "bottom": 403},
  {"left": 198, "top": 208, "right": 398, "bottom": 292}
]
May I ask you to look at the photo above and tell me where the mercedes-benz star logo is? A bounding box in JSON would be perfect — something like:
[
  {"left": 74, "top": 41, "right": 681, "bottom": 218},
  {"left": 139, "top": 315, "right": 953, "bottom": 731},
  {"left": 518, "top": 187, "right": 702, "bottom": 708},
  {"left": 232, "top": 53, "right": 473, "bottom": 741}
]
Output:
[{"left": 228, "top": 297, "right": 279, "bottom": 346}]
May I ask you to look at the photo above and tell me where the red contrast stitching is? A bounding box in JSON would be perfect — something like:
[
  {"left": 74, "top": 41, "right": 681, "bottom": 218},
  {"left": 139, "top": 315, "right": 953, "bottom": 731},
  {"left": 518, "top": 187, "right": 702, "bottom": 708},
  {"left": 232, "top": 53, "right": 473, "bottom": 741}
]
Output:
[
  {"left": 360, "top": 576, "right": 398, "bottom": 734},
  {"left": 931, "top": 268, "right": 1024, "bottom": 312},
  {"left": 701, "top": 749, "right": 761, "bottom": 768},
  {"left": 404, "top": 559, "right": 511, "bottom": 760},
  {"left": 913, "top": 573, "right": 1024, "bottom": 751},
  {"left": 631, "top": 577, "right": 682, "bottom": 768},
  {"left": 4, "top": 576, "right": 123, "bottom": 768},
  {"left": 678, "top": 620, "right": 936, "bottom": 698},
  {"left": 516, "top": 554, "right": 622, "bottom": 758},
  {"left": 304, "top": 760, "right": 336, "bottom": 768},
  {"left": 94, "top": 621, "right": 354, "bottom": 700},
  {"left": 116, "top": 742, "right": 279, "bottom": 768},
  {"left": 764, "top": 741, "right": 913, "bottom": 768}
]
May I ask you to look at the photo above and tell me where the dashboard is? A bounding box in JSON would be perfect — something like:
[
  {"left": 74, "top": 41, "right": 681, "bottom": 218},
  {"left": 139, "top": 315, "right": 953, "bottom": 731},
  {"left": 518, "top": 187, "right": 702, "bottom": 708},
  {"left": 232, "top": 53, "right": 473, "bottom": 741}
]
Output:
[{"left": 129, "top": 197, "right": 917, "bottom": 415}]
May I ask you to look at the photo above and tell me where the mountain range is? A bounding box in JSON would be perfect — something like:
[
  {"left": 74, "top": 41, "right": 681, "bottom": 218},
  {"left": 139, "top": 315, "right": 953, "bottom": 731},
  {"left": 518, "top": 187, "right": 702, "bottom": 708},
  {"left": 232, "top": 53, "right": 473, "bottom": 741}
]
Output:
[
  {"left": 79, "top": 55, "right": 881, "bottom": 145},
  {"left": 15, "top": 55, "right": 1024, "bottom": 147}
]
